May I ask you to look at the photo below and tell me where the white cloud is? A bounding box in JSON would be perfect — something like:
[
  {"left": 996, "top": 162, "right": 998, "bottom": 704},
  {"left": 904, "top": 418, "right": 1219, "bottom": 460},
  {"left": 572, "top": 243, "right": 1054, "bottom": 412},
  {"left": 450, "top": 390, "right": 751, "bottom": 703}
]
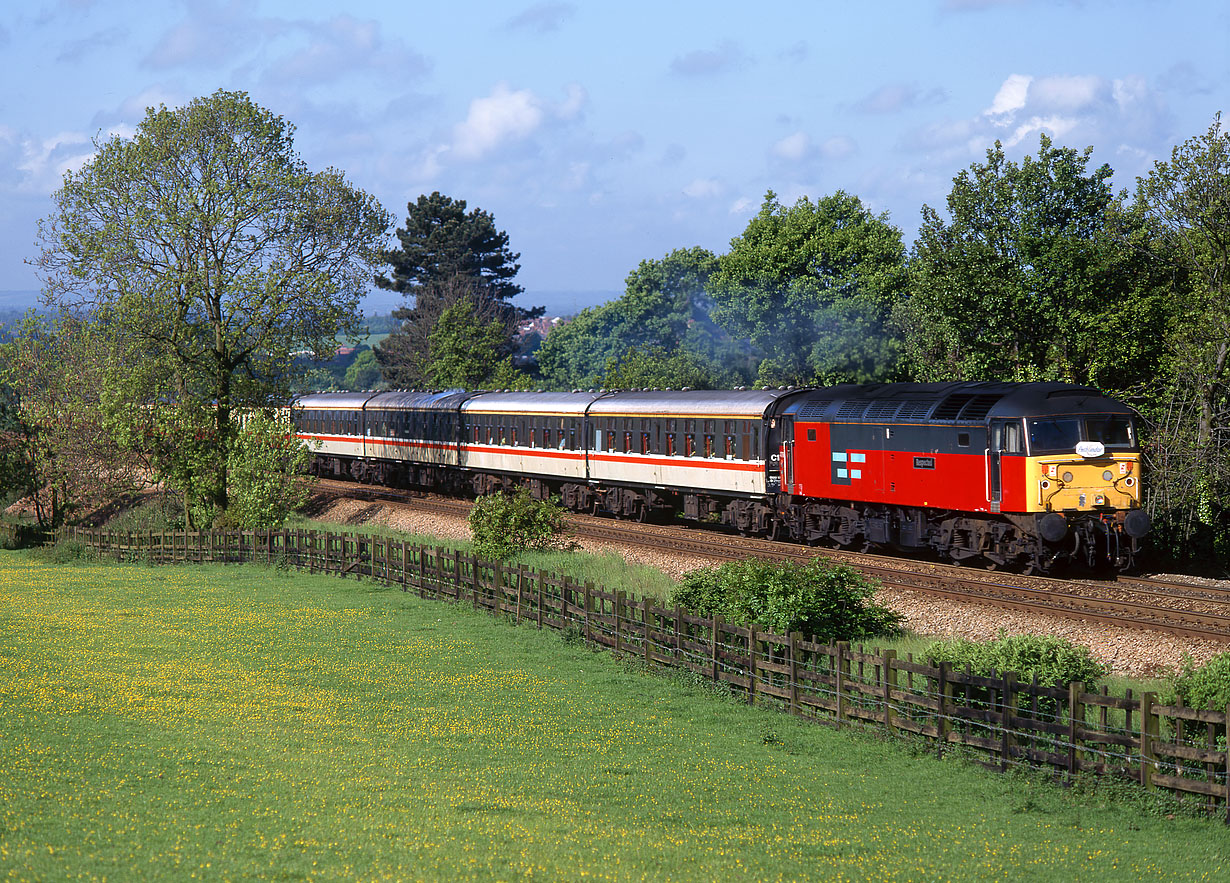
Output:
[
  {"left": 683, "top": 177, "right": 722, "bottom": 198},
  {"left": 1029, "top": 75, "right": 1105, "bottom": 112},
  {"left": 772, "top": 132, "right": 812, "bottom": 162},
  {"left": 729, "top": 196, "right": 756, "bottom": 215},
  {"left": 987, "top": 74, "right": 1032, "bottom": 116},
  {"left": 819, "top": 135, "right": 856, "bottom": 160},
  {"left": 453, "top": 84, "right": 545, "bottom": 160},
  {"left": 449, "top": 83, "right": 588, "bottom": 162}
]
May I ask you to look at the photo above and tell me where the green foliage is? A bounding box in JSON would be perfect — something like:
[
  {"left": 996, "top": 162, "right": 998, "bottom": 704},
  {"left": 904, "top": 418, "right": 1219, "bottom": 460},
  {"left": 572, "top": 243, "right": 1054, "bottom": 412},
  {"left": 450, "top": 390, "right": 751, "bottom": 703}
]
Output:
[
  {"left": 468, "top": 487, "right": 571, "bottom": 560},
  {"left": 896, "top": 134, "right": 1174, "bottom": 392},
  {"left": 921, "top": 631, "right": 1108, "bottom": 687},
  {"left": 535, "top": 247, "right": 750, "bottom": 389},
  {"left": 599, "top": 346, "right": 732, "bottom": 390},
  {"left": 707, "top": 191, "right": 908, "bottom": 386},
  {"left": 32, "top": 89, "right": 388, "bottom": 523},
  {"left": 223, "top": 410, "right": 314, "bottom": 530},
  {"left": 669, "top": 557, "right": 903, "bottom": 641},
  {"left": 425, "top": 295, "right": 532, "bottom": 390},
  {"left": 377, "top": 191, "right": 526, "bottom": 307},
  {"left": 1132, "top": 113, "right": 1230, "bottom": 570},
  {"left": 1170, "top": 651, "right": 1230, "bottom": 712},
  {"left": 342, "top": 349, "right": 382, "bottom": 390}
]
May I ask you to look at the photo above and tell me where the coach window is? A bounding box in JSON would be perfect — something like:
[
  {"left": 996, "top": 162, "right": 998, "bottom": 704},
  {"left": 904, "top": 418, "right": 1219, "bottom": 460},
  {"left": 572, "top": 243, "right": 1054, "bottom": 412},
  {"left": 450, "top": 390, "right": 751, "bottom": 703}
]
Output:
[
  {"left": 607, "top": 429, "right": 617, "bottom": 452},
  {"left": 703, "top": 434, "right": 715, "bottom": 458},
  {"left": 958, "top": 432, "right": 970, "bottom": 447},
  {"left": 665, "top": 432, "right": 675, "bottom": 456},
  {"left": 623, "top": 431, "right": 633, "bottom": 452},
  {"left": 724, "top": 435, "right": 735, "bottom": 458},
  {"left": 685, "top": 434, "right": 696, "bottom": 457},
  {"left": 641, "top": 432, "right": 651, "bottom": 454}
]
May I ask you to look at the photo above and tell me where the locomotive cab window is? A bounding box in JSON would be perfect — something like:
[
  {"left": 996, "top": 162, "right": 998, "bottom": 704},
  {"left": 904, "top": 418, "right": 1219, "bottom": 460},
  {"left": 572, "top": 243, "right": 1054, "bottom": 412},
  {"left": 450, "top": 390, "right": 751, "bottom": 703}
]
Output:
[{"left": 958, "top": 432, "right": 969, "bottom": 447}]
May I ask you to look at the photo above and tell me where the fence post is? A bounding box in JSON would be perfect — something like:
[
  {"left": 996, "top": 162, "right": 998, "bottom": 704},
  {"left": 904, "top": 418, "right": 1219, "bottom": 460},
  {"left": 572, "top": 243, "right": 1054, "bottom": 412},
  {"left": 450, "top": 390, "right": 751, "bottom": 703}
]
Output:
[
  {"left": 614, "top": 591, "right": 624, "bottom": 655},
  {"left": 1000, "top": 670, "right": 1017, "bottom": 773},
  {"left": 747, "top": 625, "right": 758, "bottom": 706},
  {"left": 789, "top": 632, "right": 802, "bottom": 717},
  {"left": 936, "top": 661, "right": 951, "bottom": 758},
  {"left": 1068, "top": 682, "right": 1084, "bottom": 777},
  {"left": 710, "top": 614, "right": 723, "bottom": 684},
  {"left": 835, "top": 642, "right": 847, "bottom": 730},
  {"left": 584, "top": 582, "right": 593, "bottom": 644},
  {"left": 1140, "top": 691, "right": 1158, "bottom": 789},
  {"left": 882, "top": 649, "right": 896, "bottom": 735},
  {"left": 1224, "top": 703, "right": 1230, "bottom": 825},
  {"left": 642, "top": 598, "right": 651, "bottom": 667},
  {"left": 515, "top": 564, "right": 525, "bottom": 624},
  {"left": 472, "top": 555, "right": 481, "bottom": 610},
  {"left": 536, "top": 572, "right": 544, "bottom": 629}
]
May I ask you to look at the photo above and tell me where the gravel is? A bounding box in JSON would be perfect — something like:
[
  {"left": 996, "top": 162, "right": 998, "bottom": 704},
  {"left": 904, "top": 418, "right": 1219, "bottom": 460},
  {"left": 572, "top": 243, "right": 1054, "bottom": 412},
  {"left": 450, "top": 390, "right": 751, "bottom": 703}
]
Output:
[{"left": 308, "top": 495, "right": 1230, "bottom": 680}]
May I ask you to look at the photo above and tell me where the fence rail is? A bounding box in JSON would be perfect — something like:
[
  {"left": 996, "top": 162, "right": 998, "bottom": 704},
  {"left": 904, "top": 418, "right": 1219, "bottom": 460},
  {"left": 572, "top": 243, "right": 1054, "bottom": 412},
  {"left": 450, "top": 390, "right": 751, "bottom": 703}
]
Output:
[{"left": 65, "top": 524, "right": 1230, "bottom": 822}]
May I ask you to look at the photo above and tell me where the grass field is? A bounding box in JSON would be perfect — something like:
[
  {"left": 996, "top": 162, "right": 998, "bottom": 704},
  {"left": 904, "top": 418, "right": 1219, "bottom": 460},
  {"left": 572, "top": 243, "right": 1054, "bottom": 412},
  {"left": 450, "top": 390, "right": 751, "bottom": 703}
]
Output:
[{"left": 1, "top": 552, "right": 1227, "bottom": 882}]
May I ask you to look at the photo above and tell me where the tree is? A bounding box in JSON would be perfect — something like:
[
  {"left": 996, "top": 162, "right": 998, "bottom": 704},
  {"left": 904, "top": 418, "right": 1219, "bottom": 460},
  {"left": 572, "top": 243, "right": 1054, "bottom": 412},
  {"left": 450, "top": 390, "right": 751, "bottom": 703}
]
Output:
[
  {"left": 225, "top": 410, "right": 314, "bottom": 530},
  {"left": 425, "top": 293, "right": 532, "bottom": 390},
  {"left": 33, "top": 90, "right": 389, "bottom": 525},
  {"left": 343, "top": 348, "right": 382, "bottom": 390},
  {"left": 0, "top": 315, "right": 148, "bottom": 528},
  {"left": 896, "top": 135, "right": 1173, "bottom": 391},
  {"left": 1132, "top": 113, "right": 1230, "bottom": 563},
  {"left": 599, "top": 346, "right": 732, "bottom": 390},
  {"left": 377, "top": 191, "right": 527, "bottom": 306},
  {"left": 707, "top": 191, "right": 908, "bottom": 386},
  {"left": 535, "top": 247, "right": 747, "bottom": 389},
  {"left": 375, "top": 193, "right": 539, "bottom": 387}
]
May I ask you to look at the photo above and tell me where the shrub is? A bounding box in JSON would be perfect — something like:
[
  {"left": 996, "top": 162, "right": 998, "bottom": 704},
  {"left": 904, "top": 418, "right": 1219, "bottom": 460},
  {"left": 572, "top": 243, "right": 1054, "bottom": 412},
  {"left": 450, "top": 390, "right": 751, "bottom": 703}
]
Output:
[
  {"left": 921, "top": 631, "right": 1108, "bottom": 687},
  {"left": 469, "top": 487, "right": 571, "bottom": 560},
  {"left": 1171, "top": 651, "right": 1230, "bottom": 711},
  {"left": 669, "top": 557, "right": 904, "bottom": 641}
]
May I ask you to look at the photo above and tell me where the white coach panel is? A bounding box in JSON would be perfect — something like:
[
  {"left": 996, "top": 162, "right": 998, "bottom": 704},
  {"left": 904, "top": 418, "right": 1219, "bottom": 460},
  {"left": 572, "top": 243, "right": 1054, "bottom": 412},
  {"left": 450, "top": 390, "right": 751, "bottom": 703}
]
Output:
[{"left": 461, "top": 391, "right": 601, "bottom": 480}]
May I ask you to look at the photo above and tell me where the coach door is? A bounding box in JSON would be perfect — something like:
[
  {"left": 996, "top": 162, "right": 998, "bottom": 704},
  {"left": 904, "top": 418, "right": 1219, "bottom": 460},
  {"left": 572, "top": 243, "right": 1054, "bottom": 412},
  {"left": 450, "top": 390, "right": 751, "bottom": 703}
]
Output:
[{"left": 780, "top": 417, "right": 795, "bottom": 491}]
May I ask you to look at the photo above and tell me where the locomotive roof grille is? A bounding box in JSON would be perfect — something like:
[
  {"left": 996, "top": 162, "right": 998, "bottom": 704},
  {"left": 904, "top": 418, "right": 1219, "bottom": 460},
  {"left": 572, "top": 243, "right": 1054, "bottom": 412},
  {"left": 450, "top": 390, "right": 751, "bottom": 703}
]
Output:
[
  {"left": 836, "top": 400, "right": 872, "bottom": 419},
  {"left": 931, "top": 393, "right": 975, "bottom": 420},
  {"left": 958, "top": 393, "right": 1005, "bottom": 421},
  {"left": 864, "top": 400, "right": 903, "bottom": 419},
  {"left": 896, "top": 400, "right": 934, "bottom": 420},
  {"left": 796, "top": 399, "right": 832, "bottom": 418}
]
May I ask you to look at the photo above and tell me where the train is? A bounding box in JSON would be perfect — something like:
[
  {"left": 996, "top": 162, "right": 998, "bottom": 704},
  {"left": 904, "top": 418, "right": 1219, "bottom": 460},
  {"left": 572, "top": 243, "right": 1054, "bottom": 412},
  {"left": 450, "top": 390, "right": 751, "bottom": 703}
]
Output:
[{"left": 291, "top": 381, "right": 1151, "bottom": 574}]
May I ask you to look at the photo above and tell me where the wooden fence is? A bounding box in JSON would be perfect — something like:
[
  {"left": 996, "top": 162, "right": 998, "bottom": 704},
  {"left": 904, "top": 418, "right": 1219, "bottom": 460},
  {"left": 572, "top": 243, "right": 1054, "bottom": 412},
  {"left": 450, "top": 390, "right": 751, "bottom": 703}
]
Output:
[{"left": 65, "top": 524, "right": 1230, "bottom": 822}]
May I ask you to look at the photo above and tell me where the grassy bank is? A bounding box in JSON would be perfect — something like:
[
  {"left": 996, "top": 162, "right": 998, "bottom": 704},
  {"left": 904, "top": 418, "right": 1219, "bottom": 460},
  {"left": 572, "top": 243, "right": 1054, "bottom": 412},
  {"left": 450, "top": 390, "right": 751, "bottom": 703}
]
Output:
[{"left": 1, "top": 551, "right": 1227, "bottom": 881}]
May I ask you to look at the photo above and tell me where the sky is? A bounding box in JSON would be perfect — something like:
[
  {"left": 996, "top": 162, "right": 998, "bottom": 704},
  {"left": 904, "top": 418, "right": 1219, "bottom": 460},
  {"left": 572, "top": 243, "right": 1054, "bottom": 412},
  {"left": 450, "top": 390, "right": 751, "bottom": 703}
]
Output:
[{"left": 1, "top": 0, "right": 1227, "bottom": 316}]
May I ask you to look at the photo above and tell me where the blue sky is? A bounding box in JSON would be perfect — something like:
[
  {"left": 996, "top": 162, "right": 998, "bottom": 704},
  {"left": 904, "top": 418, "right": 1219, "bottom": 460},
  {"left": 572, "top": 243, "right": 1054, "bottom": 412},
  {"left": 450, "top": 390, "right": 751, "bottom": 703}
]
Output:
[{"left": 1, "top": 0, "right": 1226, "bottom": 315}]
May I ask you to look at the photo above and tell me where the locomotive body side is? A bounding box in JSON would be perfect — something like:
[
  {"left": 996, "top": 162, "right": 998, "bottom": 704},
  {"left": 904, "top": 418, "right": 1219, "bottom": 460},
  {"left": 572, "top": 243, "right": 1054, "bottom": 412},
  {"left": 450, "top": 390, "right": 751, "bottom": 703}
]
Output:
[{"left": 778, "top": 382, "right": 1148, "bottom": 570}]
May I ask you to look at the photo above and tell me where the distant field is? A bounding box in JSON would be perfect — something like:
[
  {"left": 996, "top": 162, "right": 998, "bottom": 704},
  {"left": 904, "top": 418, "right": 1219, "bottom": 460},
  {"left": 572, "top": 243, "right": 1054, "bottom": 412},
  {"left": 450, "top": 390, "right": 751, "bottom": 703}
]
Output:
[{"left": 1, "top": 553, "right": 1227, "bottom": 881}]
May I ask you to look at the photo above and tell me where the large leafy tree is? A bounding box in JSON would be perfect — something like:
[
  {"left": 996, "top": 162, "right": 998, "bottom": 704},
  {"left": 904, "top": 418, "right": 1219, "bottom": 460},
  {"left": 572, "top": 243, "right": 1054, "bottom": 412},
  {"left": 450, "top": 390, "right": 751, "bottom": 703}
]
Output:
[
  {"left": 896, "top": 134, "right": 1173, "bottom": 391},
  {"left": 1132, "top": 113, "right": 1230, "bottom": 561},
  {"left": 535, "top": 247, "right": 743, "bottom": 389},
  {"left": 707, "top": 191, "right": 908, "bottom": 386},
  {"left": 32, "top": 89, "right": 389, "bottom": 525}
]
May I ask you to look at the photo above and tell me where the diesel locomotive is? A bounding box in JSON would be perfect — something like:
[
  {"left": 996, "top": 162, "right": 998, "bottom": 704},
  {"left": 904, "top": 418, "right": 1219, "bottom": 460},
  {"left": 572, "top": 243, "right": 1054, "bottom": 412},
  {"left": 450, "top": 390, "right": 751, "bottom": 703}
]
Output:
[{"left": 292, "top": 381, "right": 1150, "bottom": 573}]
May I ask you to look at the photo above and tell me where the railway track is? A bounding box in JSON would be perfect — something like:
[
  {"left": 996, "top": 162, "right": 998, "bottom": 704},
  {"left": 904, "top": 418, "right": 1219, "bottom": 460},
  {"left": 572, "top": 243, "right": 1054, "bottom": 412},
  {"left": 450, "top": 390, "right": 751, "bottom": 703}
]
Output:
[{"left": 312, "top": 480, "right": 1230, "bottom": 642}]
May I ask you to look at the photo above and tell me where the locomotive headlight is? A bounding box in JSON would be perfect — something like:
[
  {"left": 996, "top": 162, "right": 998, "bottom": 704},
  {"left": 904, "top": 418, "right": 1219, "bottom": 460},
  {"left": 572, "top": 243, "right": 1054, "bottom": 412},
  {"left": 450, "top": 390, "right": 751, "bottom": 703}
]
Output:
[
  {"left": 1040, "top": 479, "right": 1051, "bottom": 490},
  {"left": 1124, "top": 476, "right": 1136, "bottom": 488},
  {"left": 1102, "top": 470, "right": 1113, "bottom": 481},
  {"left": 1062, "top": 472, "right": 1074, "bottom": 483},
  {"left": 1095, "top": 494, "right": 1106, "bottom": 506}
]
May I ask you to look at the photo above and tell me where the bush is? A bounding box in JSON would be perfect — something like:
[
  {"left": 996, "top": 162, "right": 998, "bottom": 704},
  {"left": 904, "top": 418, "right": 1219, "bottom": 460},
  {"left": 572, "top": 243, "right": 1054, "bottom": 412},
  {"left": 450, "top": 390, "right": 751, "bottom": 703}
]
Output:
[
  {"left": 469, "top": 487, "right": 570, "bottom": 560},
  {"left": 669, "top": 557, "right": 904, "bottom": 641},
  {"left": 1171, "top": 651, "right": 1230, "bottom": 711},
  {"left": 921, "top": 631, "right": 1108, "bottom": 687}
]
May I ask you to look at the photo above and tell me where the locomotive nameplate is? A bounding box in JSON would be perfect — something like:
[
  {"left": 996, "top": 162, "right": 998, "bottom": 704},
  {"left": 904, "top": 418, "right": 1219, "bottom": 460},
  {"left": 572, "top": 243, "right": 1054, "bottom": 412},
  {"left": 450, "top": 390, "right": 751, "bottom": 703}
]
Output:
[{"left": 913, "top": 456, "right": 936, "bottom": 470}]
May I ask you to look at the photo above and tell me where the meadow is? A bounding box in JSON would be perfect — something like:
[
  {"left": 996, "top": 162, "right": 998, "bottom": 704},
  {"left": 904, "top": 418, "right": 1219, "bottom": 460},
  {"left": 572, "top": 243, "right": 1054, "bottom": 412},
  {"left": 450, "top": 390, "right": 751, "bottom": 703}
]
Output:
[{"left": 1, "top": 551, "right": 1227, "bottom": 882}]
